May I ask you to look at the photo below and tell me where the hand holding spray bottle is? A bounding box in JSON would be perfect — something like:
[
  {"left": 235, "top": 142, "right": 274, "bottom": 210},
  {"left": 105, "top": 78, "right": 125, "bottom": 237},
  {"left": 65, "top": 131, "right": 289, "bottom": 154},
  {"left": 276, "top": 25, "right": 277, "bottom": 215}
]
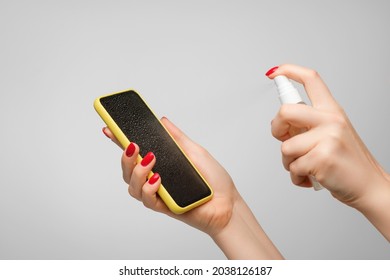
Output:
[{"left": 273, "top": 75, "right": 323, "bottom": 191}]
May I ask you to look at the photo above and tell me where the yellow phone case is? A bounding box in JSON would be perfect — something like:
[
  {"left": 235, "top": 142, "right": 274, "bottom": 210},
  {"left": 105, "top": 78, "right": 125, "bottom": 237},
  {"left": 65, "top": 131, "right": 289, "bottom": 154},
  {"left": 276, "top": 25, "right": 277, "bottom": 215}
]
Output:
[{"left": 94, "top": 89, "right": 213, "bottom": 214}]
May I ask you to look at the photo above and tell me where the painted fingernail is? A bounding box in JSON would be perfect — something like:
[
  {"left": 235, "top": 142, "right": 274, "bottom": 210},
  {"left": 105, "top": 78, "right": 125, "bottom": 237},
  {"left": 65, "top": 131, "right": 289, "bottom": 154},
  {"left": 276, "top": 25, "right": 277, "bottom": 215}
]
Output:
[
  {"left": 125, "top": 143, "right": 136, "bottom": 157},
  {"left": 265, "top": 66, "right": 279, "bottom": 77},
  {"left": 148, "top": 173, "right": 160, "bottom": 185},
  {"left": 141, "top": 152, "right": 155, "bottom": 167},
  {"left": 102, "top": 127, "right": 110, "bottom": 138}
]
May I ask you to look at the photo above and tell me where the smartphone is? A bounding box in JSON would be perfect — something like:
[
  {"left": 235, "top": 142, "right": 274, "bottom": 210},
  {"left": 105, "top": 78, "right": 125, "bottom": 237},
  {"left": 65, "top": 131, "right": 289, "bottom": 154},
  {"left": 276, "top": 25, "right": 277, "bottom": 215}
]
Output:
[{"left": 94, "top": 89, "right": 213, "bottom": 214}]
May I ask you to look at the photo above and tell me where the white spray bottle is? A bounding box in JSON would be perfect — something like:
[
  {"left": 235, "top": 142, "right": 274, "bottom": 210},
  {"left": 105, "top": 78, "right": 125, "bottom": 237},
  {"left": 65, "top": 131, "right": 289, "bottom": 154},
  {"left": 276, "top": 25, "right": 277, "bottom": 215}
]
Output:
[{"left": 274, "top": 75, "right": 323, "bottom": 191}]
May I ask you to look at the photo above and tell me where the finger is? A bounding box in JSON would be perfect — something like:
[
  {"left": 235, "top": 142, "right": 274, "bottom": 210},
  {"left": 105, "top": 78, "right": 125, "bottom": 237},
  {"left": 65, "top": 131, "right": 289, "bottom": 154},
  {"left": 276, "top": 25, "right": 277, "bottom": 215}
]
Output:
[
  {"left": 160, "top": 117, "right": 196, "bottom": 152},
  {"left": 128, "top": 152, "right": 156, "bottom": 200},
  {"left": 121, "top": 142, "right": 140, "bottom": 184},
  {"left": 288, "top": 151, "right": 319, "bottom": 188},
  {"left": 289, "top": 172, "right": 313, "bottom": 188},
  {"left": 267, "top": 64, "right": 339, "bottom": 111},
  {"left": 160, "top": 116, "right": 222, "bottom": 189},
  {"left": 281, "top": 129, "right": 319, "bottom": 171},
  {"left": 271, "top": 104, "right": 325, "bottom": 141},
  {"left": 160, "top": 116, "right": 206, "bottom": 162},
  {"left": 102, "top": 127, "right": 122, "bottom": 148},
  {"left": 141, "top": 173, "right": 171, "bottom": 214}
]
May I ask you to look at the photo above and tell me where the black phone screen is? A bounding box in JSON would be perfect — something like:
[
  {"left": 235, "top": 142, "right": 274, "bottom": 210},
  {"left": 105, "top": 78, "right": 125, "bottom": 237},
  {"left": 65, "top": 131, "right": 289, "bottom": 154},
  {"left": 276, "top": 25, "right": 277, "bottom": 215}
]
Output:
[{"left": 99, "top": 91, "right": 212, "bottom": 207}]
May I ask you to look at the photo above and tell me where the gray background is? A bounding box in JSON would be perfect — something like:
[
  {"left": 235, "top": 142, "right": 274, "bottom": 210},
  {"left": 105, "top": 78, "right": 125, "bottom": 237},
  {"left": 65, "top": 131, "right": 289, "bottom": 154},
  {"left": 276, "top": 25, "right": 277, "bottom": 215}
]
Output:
[{"left": 1, "top": 0, "right": 389, "bottom": 259}]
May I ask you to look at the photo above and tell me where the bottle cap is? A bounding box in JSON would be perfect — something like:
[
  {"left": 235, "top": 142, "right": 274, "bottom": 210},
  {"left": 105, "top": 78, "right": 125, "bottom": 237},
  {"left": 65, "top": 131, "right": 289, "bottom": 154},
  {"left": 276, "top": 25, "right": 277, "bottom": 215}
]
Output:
[{"left": 274, "top": 75, "right": 304, "bottom": 104}]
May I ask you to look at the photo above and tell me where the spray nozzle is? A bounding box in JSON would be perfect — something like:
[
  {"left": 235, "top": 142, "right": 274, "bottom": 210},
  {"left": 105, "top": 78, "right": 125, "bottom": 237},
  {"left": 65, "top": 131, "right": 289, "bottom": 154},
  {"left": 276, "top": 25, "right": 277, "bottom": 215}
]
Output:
[{"left": 274, "top": 75, "right": 304, "bottom": 104}]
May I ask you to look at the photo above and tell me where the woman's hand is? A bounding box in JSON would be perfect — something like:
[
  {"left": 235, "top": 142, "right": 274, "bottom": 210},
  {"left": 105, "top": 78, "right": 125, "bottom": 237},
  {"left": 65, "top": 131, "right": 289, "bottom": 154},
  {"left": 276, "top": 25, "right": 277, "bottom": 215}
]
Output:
[
  {"left": 103, "top": 117, "right": 282, "bottom": 258},
  {"left": 104, "top": 117, "right": 237, "bottom": 236},
  {"left": 268, "top": 64, "right": 390, "bottom": 241}
]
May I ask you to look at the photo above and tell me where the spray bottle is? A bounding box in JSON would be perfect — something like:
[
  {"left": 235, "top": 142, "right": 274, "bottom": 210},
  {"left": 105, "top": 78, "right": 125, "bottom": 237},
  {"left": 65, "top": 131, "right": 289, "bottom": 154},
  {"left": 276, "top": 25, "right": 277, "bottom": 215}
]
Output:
[{"left": 274, "top": 75, "right": 323, "bottom": 191}]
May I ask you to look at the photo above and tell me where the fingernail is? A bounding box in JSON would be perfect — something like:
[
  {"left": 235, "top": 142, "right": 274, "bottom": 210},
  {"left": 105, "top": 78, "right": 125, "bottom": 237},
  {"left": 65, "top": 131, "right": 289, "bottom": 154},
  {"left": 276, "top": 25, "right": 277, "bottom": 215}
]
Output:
[
  {"left": 141, "top": 152, "right": 155, "bottom": 167},
  {"left": 125, "top": 142, "right": 136, "bottom": 157},
  {"left": 265, "top": 66, "right": 279, "bottom": 77},
  {"left": 102, "top": 127, "right": 110, "bottom": 138},
  {"left": 148, "top": 173, "right": 160, "bottom": 185}
]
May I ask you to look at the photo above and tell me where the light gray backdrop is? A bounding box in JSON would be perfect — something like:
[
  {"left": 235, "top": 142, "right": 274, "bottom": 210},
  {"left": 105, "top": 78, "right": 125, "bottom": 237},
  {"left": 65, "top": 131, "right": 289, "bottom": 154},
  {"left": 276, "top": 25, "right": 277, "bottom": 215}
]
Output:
[{"left": 1, "top": 0, "right": 389, "bottom": 259}]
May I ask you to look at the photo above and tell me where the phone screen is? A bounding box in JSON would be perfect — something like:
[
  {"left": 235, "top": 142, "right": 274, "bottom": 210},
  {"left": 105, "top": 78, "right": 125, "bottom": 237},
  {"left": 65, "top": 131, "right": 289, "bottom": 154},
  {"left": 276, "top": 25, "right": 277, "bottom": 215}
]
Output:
[{"left": 99, "top": 90, "right": 212, "bottom": 208}]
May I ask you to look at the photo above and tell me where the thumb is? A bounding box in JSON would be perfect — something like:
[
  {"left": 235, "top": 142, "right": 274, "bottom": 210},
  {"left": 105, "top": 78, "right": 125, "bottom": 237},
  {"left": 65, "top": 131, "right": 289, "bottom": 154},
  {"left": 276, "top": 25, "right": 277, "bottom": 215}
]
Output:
[{"left": 267, "top": 64, "right": 340, "bottom": 111}]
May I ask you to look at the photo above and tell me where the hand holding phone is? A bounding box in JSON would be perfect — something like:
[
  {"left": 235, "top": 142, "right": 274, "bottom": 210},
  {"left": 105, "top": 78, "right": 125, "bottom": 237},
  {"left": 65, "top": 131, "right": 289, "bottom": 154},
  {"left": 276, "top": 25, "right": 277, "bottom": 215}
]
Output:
[{"left": 94, "top": 90, "right": 213, "bottom": 214}]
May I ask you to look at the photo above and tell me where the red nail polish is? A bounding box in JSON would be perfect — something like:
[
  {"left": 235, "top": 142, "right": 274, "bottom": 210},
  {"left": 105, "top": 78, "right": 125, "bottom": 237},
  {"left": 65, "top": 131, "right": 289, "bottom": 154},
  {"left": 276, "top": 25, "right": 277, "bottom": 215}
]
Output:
[
  {"left": 148, "top": 173, "right": 160, "bottom": 185},
  {"left": 265, "top": 66, "right": 279, "bottom": 77},
  {"left": 141, "top": 152, "right": 155, "bottom": 167},
  {"left": 102, "top": 127, "right": 110, "bottom": 138},
  {"left": 126, "top": 143, "right": 136, "bottom": 157}
]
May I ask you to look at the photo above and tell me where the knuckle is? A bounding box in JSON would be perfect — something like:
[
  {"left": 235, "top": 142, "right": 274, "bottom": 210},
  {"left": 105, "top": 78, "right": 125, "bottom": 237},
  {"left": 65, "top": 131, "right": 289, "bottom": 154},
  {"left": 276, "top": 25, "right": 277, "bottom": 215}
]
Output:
[
  {"left": 282, "top": 156, "right": 291, "bottom": 171},
  {"left": 329, "top": 112, "right": 348, "bottom": 129},
  {"left": 289, "top": 161, "right": 299, "bottom": 175},
  {"left": 314, "top": 147, "right": 332, "bottom": 164},
  {"left": 326, "top": 126, "right": 346, "bottom": 153},
  {"left": 122, "top": 171, "right": 132, "bottom": 184},
  {"left": 312, "top": 143, "right": 337, "bottom": 175},
  {"left": 133, "top": 165, "right": 148, "bottom": 181},
  {"left": 305, "top": 69, "right": 320, "bottom": 81},
  {"left": 141, "top": 194, "right": 156, "bottom": 210},
  {"left": 142, "top": 199, "right": 151, "bottom": 209},
  {"left": 271, "top": 125, "right": 279, "bottom": 138},
  {"left": 281, "top": 141, "right": 293, "bottom": 157},
  {"left": 194, "top": 142, "right": 209, "bottom": 157},
  {"left": 278, "top": 104, "right": 291, "bottom": 119},
  {"left": 128, "top": 186, "right": 137, "bottom": 199},
  {"left": 191, "top": 143, "right": 212, "bottom": 163},
  {"left": 290, "top": 172, "right": 304, "bottom": 186}
]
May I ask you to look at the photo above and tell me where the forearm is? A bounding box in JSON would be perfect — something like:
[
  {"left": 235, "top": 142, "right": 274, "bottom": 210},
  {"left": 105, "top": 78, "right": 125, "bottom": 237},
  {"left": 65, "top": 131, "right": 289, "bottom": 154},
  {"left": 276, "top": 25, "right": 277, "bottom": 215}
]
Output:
[{"left": 211, "top": 195, "right": 283, "bottom": 260}]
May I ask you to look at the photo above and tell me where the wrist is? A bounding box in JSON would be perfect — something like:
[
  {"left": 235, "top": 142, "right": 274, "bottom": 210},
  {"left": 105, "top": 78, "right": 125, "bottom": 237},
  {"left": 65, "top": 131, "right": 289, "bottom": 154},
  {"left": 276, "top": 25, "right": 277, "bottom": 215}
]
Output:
[
  {"left": 354, "top": 175, "right": 390, "bottom": 242},
  {"left": 210, "top": 195, "right": 283, "bottom": 259}
]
